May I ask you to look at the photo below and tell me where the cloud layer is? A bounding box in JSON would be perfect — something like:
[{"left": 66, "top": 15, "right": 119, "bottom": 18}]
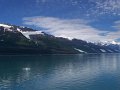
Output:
[
  {"left": 35, "top": 0, "right": 120, "bottom": 16},
  {"left": 23, "top": 16, "right": 120, "bottom": 42},
  {"left": 88, "top": 0, "right": 120, "bottom": 15}
]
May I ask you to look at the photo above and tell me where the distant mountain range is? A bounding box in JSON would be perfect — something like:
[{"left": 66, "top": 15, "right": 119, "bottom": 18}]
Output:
[{"left": 0, "top": 23, "right": 120, "bottom": 54}]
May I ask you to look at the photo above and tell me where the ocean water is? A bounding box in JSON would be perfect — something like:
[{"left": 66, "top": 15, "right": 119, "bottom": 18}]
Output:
[{"left": 0, "top": 54, "right": 120, "bottom": 90}]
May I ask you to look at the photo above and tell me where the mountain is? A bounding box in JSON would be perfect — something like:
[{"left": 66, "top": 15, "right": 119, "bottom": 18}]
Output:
[{"left": 0, "top": 23, "right": 120, "bottom": 54}]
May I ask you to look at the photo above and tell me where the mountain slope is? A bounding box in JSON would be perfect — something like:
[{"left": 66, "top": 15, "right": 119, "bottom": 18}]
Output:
[
  {"left": 0, "top": 24, "right": 78, "bottom": 54},
  {"left": 0, "top": 23, "right": 120, "bottom": 54}
]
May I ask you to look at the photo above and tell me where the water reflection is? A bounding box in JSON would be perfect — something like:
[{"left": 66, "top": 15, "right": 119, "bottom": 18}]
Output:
[{"left": 0, "top": 54, "right": 120, "bottom": 90}]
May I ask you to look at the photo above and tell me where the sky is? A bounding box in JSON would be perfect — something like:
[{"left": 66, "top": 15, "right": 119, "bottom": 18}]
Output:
[{"left": 1, "top": 0, "right": 120, "bottom": 42}]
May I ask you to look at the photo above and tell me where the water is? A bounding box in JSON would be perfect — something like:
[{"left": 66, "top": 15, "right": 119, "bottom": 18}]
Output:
[{"left": 0, "top": 54, "right": 120, "bottom": 90}]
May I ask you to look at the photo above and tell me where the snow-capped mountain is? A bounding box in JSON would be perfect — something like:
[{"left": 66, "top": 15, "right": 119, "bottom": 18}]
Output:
[
  {"left": 94, "top": 41, "right": 120, "bottom": 46},
  {"left": 0, "top": 23, "right": 44, "bottom": 39},
  {"left": 0, "top": 23, "right": 120, "bottom": 54}
]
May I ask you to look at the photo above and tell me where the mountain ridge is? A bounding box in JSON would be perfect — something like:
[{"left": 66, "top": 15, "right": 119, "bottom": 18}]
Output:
[{"left": 0, "top": 23, "right": 120, "bottom": 54}]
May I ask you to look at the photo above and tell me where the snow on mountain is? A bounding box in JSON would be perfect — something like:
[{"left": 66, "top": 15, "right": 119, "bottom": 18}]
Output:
[
  {"left": 74, "top": 48, "right": 87, "bottom": 53},
  {"left": 0, "top": 23, "right": 44, "bottom": 39},
  {"left": 100, "top": 49, "right": 106, "bottom": 53},
  {"left": 0, "top": 24, "right": 12, "bottom": 28},
  {"left": 93, "top": 41, "right": 120, "bottom": 46},
  {"left": 102, "top": 41, "right": 120, "bottom": 45},
  {"left": 0, "top": 24, "right": 13, "bottom": 32},
  {"left": 17, "top": 28, "right": 44, "bottom": 39}
]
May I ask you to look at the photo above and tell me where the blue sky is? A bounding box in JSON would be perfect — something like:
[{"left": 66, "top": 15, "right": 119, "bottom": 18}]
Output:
[{"left": 1, "top": 0, "right": 120, "bottom": 42}]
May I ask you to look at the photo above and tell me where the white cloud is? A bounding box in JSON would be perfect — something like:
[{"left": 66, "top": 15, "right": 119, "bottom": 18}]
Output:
[
  {"left": 113, "top": 20, "right": 120, "bottom": 29},
  {"left": 23, "top": 16, "right": 120, "bottom": 42}
]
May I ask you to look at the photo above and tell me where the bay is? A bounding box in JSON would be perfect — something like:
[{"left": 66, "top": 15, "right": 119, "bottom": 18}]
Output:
[{"left": 0, "top": 54, "right": 120, "bottom": 90}]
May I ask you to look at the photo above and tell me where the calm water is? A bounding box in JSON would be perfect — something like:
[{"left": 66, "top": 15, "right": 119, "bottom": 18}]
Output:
[{"left": 0, "top": 54, "right": 120, "bottom": 90}]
